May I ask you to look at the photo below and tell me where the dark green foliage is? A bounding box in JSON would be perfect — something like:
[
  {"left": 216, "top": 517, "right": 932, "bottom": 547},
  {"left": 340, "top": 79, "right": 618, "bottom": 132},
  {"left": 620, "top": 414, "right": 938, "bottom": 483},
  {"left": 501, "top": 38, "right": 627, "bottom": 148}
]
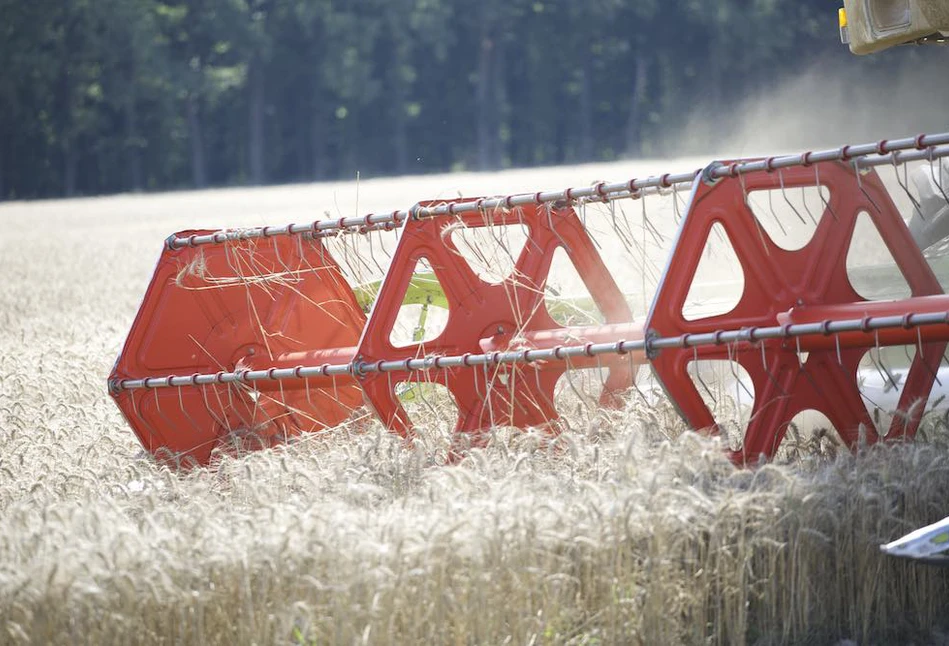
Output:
[{"left": 0, "top": 0, "right": 911, "bottom": 198}]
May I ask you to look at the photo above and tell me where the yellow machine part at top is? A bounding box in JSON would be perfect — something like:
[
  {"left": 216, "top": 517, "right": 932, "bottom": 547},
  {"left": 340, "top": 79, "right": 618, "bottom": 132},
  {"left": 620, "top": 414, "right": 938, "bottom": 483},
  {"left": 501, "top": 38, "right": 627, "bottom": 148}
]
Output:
[{"left": 839, "top": 0, "right": 949, "bottom": 53}]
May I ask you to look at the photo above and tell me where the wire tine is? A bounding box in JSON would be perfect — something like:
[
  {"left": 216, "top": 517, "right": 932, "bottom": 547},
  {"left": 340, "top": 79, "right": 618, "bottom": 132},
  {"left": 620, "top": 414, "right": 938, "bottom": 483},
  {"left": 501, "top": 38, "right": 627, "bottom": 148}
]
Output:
[
  {"left": 799, "top": 183, "right": 818, "bottom": 228},
  {"left": 765, "top": 183, "right": 789, "bottom": 237},
  {"left": 672, "top": 183, "right": 684, "bottom": 225},
  {"left": 877, "top": 350, "right": 900, "bottom": 395},
  {"left": 727, "top": 341, "right": 754, "bottom": 401},
  {"left": 271, "top": 235, "right": 294, "bottom": 279},
  {"left": 629, "top": 354, "right": 651, "bottom": 405},
  {"left": 532, "top": 362, "right": 557, "bottom": 419},
  {"left": 508, "top": 364, "right": 524, "bottom": 423},
  {"left": 892, "top": 158, "right": 925, "bottom": 221},
  {"left": 691, "top": 346, "right": 717, "bottom": 405},
  {"left": 815, "top": 164, "right": 839, "bottom": 223},
  {"left": 152, "top": 387, "right": 181, "bottom": 445},
  {"left": 779, "top": 169, "right": 808, "bottom": 225},
  {"left": 641, "top": 195, "right": 665, "bottom": 247},
  {"left": 560, "top": 356, "right": 587, "bottom": 412},
  {"left": 866, "top": 345, "right": 896, "bottom": 393},
  {"left": 302, "top": 374, "right": 316, "bottom": 410},
  {"left": 276, "top": 374, "right": 290, "bottom": 438},
  {"left": 596, "top": 354, "right": 608, "bottom": 403},
  {"left": 128, "top": 390, "right": 165, "bottom": 452},
  {"left": 413, "top": 365, "right": 439, "bottom": 422},
  {"left": 854, "top": 165, "right": 883, "bottom": 214},
  {"left": 916, "top": 327, "right": 942, "bottom": 387},
  {"left": 176, "top": 385, "right": 210, "bottom": 442},
  {"left": 794, "top": 338, "right": 826, "bottom": 402},
  {"left": 365, "top": 228, "right": 387, "bottom": 276},
  {"left": 483, "top": 361, "right": 496, "bottom": 430},
  {"left": 331, "top": 372, "right": 341, "bottom": 411},
  {"left": 200, "top": 383, "right": 231, "bottom": 432},
  {"left": 740, "top": 168, "right": 777, "bottom": 255},
  {"left": 929, "top": 155, "right": 949, "bottom": 206},
  {"left": 759, "top": 340, "right": 788, "bottom": 398},
  {"left": 546, "top": 202, "right": 573, "bottom": 255}
]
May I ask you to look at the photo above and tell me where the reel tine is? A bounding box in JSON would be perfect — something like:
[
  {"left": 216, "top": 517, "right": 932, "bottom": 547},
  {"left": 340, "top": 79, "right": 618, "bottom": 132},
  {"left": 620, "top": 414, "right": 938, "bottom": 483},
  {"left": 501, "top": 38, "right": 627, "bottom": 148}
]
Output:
[
  {"left": 482, "top": 361, "right": 497, "bottom": 431},
  {"left": 799, "top": 182, "right": 818, "bottom": 227},
  {"left": 759, "top": 340, "right": 789, "bottom": 399},
  {"left": 915, "top": 326, "right": 943, "bottom": 388},
  {"left": 867, "top": 333, "right": 899, "bottom": 392},
  {"left": 365, "top": 224, "right": 389, "bottom": 277},
  {"left": 127, "top": 387, "right": 164, "bottom": 454},
  {"left": 641, "top": 192, "right": 665, "bottom": 247},
  {"left": 929, "top": 154, "right": 949, "bottom": 206},
  {"left": 854, "top": 164, "right": 883, "bottom": 214},
  {"left": 111, "top": 132, "right": 949, "bottom": 467},
  {"left": 727, "top": 340, "right": 754, "bottom": 403},
  {"left": 892, "top": 156, "right": 926, "bottom": 221},
  {"left": 779, "top": 168, "right": 810, "bottom": 226},
  {"left": 815, "top": 164, "right": 839, "bottom": 223},
  {"left": 764, "top": 180, "right": 789, "bottom": 238},
  {"left": 741, "top": 166, "right": 777, "bottom": 254},
  {"left": 672, "top": 182, "right": 684, "bottom": 225},
  {"left": 200, "top": 383, "right": 231, "bottom": 434},
  {"left": 545, "top": 200, "right": 573, "bottom": 255},
  {"left": 690, "top": 346, "right": 717, "bottom": 406}
]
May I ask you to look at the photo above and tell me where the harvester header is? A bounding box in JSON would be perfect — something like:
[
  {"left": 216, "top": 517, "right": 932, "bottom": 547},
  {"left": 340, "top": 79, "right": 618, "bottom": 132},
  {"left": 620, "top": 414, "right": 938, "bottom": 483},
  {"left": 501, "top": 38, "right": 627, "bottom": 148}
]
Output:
[{"left": 110, "top": 133, "right": 949, "bottom": 468}]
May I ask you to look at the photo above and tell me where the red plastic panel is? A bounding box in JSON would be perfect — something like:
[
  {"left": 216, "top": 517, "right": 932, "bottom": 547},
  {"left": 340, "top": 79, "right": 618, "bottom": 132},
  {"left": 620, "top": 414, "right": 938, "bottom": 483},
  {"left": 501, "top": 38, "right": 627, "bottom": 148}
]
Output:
[
  {"left": 110, "top": 232, "right": 365, "bottom": 466},
  {"left": 355, "top": 201, "right": 639, "bottom": 451},
  {"left": 646, "top": 162, "right": 946, "bottom": 464}
]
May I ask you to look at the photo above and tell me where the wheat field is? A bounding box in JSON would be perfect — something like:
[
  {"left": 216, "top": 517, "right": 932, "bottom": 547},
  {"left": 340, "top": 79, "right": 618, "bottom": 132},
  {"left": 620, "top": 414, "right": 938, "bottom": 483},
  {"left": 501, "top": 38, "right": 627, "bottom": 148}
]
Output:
[{"left": 2, "top": 158, "right": 949, "bottom": 645}]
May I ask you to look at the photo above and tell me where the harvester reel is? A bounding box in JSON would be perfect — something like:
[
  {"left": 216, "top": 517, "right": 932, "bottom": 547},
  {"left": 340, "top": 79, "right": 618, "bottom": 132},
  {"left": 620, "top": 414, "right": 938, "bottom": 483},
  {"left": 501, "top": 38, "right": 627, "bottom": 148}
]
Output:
[{"left": 109, "top": 132, "right": 949, "bottom": 468}]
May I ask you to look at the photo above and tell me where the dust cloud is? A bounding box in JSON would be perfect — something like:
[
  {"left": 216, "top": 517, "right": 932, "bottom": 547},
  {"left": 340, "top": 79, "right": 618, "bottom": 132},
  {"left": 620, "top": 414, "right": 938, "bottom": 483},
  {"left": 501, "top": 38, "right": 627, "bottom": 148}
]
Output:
[{"left": 672, "top": 53, "right": 949, "bottom": 159}]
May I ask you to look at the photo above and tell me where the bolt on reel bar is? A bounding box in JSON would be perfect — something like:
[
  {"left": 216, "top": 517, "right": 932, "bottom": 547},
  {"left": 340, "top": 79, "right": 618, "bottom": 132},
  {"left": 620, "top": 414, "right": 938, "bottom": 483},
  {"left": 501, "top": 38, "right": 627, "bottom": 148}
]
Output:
[{"left": 109, "top": 133, "right": 949, "bottom": 467}]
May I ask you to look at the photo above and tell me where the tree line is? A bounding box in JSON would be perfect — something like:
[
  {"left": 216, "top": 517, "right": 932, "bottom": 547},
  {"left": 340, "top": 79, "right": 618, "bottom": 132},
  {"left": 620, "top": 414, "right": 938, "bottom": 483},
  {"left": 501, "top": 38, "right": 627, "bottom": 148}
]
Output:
[{"left": 1, "top": 0, "right": 854, "bottom": 199}]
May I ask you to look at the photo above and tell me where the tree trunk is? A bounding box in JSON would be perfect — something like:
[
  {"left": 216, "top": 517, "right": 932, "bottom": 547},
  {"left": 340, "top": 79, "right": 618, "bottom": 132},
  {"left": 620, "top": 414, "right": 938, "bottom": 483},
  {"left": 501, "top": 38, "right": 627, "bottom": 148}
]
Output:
[
  {"left": 295, "top": 106, "right": 308, "bottom": 181},
  {"left": 125, "top": 93, "right": 143, "bottom": 191},
  {"left": 393, "top": 109, "right": 408, "bottom": 175},
  {"left": 248, "top": 54, "right": 266, "bottom": 185},
  {"left": 490, "top": 37, "right": 506, "bottom": 168},
  {"left": 706, "top": 17, "right": 726, "bottom": 113},
  {"left": 0, "top": 133, "right": 5, "bottom": 200},
  {"left": 64, "top": 143, "right": 77, "bottom": 197},
  {"left": 624, "top": 54, "right": 649, "bottom": 157},
  {"left": 577, "top": 57, "right": 594, "bottom": 162},
  {"left": 476, "top": 12, "right": 495, "bottom": 171},
  {"left": 186, "top": 94, "right": 207, "bottom": 188},
  {"left": 311, "top": 109, "right": 327, "bottom": 180},
  {"left": 391, "top": 70, "right": 408, "bottom": 175},
  {"left": 59, "top": 41, "right": 76, "bottom": 197}
]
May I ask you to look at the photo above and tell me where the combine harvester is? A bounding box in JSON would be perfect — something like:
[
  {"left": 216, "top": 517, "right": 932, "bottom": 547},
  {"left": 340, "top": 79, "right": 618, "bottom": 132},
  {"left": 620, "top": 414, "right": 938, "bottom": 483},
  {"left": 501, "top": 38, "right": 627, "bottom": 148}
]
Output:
[
  {"left": 109, "top": 1, "right": 949, "bottom": 559},
  {"left": 839, "top": 0, "right": 949, "bottom": 565}
]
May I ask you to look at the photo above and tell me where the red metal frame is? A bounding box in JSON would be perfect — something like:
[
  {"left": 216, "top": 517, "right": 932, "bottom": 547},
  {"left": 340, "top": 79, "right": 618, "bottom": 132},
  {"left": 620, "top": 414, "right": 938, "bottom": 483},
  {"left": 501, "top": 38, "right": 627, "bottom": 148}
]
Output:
[
  {"left": 109, "top": 159, "right": 949, "bottom": 468},
  {"left": 355, "top": 200, "right": 640, "bottom": 451},
  {"left": 109, "top": 231, "right": 366, "bottom": 465},
  {"left": 646, "top": 163, "right": 946, "bottom": 463}
]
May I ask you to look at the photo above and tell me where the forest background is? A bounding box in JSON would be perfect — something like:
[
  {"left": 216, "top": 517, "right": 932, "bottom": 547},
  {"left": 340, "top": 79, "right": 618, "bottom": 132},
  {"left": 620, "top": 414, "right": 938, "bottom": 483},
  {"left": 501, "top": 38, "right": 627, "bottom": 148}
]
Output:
[{"left": 0, "top": 0, "right": 943, "bottom": 200}]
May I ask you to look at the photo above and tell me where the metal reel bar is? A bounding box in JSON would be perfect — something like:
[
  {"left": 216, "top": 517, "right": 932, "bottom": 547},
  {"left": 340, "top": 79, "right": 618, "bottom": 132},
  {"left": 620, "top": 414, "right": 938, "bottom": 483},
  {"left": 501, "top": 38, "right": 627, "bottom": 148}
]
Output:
[
  {"left": 354, "top": 200, "right": 640, "bottom": 448},
  {"left": 109, "top": 231, "right": 367, "bottom": 465},
  {"left": 165, "top": 135, "right": 949, "bottom": 250},
  {"left": 110, "top": 137, "right": 949, "bottom": 467},
  {"left": 647, "top": 160, "right": 946, "bottom": 464}
]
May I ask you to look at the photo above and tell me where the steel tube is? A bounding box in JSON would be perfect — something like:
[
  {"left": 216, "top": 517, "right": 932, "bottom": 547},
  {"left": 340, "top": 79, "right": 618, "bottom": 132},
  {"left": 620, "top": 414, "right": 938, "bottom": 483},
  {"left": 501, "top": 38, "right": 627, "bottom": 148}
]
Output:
[
  {"left": 776, "top": 296, "right": 949, "bottom": 350},
  {"left": 111, "top": 305, "right": 949, "bottom": 391},
  {"left": 167, "top": 133, "right": 949, "bottom": 250},
  {"left": 477, "top": 321, "right": 647, "bottom": 365}
]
